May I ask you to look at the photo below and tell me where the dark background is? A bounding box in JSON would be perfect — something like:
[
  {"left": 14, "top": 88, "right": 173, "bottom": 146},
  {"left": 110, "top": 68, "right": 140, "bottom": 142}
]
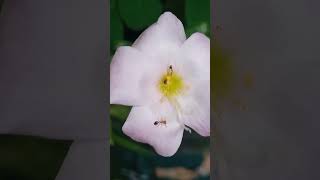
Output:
[
  {"left": 0, "top": 0, "right": 108, "bottom": 179},
  {"left": 0, "top": 0, "right": 107, "bottom": 140},
  {"left": 214, "top": 0, "right": 320, "bottom": 179}
]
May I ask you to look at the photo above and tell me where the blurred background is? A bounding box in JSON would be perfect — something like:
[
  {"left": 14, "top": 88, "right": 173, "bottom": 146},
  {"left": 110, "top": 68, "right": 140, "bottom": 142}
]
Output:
[
  {"left": 214, "top": 0, "right": 320, "bottom": 179},
  {"left": 0, "top": 1, "right": 72, "bottom": 180},
  {"left": 110, "top": 0, "right": 211, "bottom": 179},
  {"left": 0, "top": 0, "right": 109, "bottom": 178}
]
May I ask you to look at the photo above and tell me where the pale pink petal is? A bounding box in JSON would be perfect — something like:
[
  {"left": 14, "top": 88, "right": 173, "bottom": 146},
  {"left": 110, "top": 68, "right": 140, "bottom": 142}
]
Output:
[
  {"left": 180, "top": 32, "right": 210, "bottom": 81},
  {"left": 178, "top": 80, "right": 210, "bottom": 136},
  {"left": 110, "top": 46, "right": 163, "bottom": 106},
  {"left": 122, "top": 103, "right": 184, "bottom": 157},
  {"left": 133, "top": 12, "right": 186, "bottom": 55}
]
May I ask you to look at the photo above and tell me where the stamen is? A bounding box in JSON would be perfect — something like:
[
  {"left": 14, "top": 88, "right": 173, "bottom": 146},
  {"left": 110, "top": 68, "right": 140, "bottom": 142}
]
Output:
[
  {"left": 158, "top": 65, "right": 184, "bottom": 98},
  {"left": 168, "top": 65, "right": 173, "bottom": 75},
  {"left": 163, "top": 79, "right": 167, "bottom": 84},
  {"left": 157, "top": 65, "right": 189, "bottom": 130}
]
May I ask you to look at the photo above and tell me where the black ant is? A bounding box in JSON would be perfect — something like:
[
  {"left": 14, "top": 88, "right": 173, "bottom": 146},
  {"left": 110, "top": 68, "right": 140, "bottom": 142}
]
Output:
[{"left": 154, "top": 118, "right": 167, "bottom": 127}]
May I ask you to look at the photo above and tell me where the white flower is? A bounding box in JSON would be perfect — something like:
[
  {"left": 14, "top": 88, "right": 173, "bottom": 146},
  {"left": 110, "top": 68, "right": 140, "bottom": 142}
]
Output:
[{"left": 110, "top": 12, "right": 210, "bottom": 157}]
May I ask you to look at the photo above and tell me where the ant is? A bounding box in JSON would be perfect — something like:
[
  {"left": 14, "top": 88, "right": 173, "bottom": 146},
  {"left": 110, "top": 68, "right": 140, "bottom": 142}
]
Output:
[
  {"left": 168, "top": 65, "right": 173, "bottom": 75},
  {"left": 163, "top": 65, "right": 173, "bottom": 85},
  {"left": 154, "top": 118, "right": 167, "bottom": 127}
]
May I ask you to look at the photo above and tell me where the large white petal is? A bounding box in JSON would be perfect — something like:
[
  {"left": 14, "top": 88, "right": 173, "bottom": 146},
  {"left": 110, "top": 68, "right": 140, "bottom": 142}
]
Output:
[
  {"left": 178, "top": 80, "right": 210, "bottom": 137},
  {"left": 110, "top": 46, "right": 163, "bottom": 106},
  {"left": 122, "top": 103, "right": 184, "bottom": 157},
  {"left": 180, "top": 33, "right": 210, "bottom": 81},
  {"left": 133, "top": 12, "right": 186, "bottom": 55}
]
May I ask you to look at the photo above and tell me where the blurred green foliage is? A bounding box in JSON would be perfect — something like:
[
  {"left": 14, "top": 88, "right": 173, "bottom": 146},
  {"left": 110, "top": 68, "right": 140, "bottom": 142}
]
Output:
[
  {"left": 186, "top": 0, "right": 210, "bottom": 36},
  {"left": 0, "top": 0, "right": 3, "bottom": 14},
  {"left": 110, "top": 0, "right": 210, "bottom": 52},
  {"left": 110, "top": 5, "right": 124, "bottom": 51},
  {"left": 118, "top": 0, "right": 162, "bottom": 31},
  {"left": 0, "top": 135, "right": 71, "bottom": 180}
]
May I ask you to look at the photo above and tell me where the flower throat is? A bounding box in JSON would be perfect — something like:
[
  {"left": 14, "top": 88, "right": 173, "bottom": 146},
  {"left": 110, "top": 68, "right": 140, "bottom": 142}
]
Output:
[{"left": 159, "top": 65, "right": 184, "bottom": 98}]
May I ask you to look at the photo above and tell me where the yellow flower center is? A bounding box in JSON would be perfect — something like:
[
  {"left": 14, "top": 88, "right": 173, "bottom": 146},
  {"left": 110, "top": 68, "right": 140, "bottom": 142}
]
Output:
[{"left": 158, "top": 65, "right": 184, "bottom": 98}]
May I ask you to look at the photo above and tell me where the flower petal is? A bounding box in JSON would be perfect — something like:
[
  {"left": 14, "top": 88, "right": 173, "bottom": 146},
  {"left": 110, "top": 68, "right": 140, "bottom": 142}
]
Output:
[
  {"left": 110, "top": 46, "right": 163, "bottom": 106},
  {"left": 180, "top": 32, "right": 210, "bottom": 81},
  {"left": 178, "top": 80, "right": 210, "bottom": 136},
  {"left": 122, "top": 103, "right": 184, "bottom": 157},
  {"left": 133, "top": 12, "right": 186, "bottom": 55}
]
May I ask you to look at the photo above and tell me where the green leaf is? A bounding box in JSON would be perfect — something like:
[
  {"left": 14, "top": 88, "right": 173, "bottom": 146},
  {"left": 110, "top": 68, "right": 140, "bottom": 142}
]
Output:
[
  {"left": 118, "top": 0, "right": 162, "bottom": 31},
  {"left": 111, "top": 4, "right": 124, "bottom": 51},
  {"left": 186, "top": 22, "right": 210, "bottom": 37},
  {"left": 109, "top": 116, "right": 114, "bottom": 146},
  {"left": 110, "top": 104, "right": 131, "bottom": 121},
  {"left": 112, "top": 132, "right": 153, "bottom": 156},
  {"left": 110, "top": 0, "right": 116, "bottom": 9},
  {"left": 112, "top": 40, "right": 132, "bottom": 52},
  {"left": 110, "top": 136, "right": 114, "bottom": 146},
  {"left": 185, "top": 0, "right": 210, "bottom": 33}
]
